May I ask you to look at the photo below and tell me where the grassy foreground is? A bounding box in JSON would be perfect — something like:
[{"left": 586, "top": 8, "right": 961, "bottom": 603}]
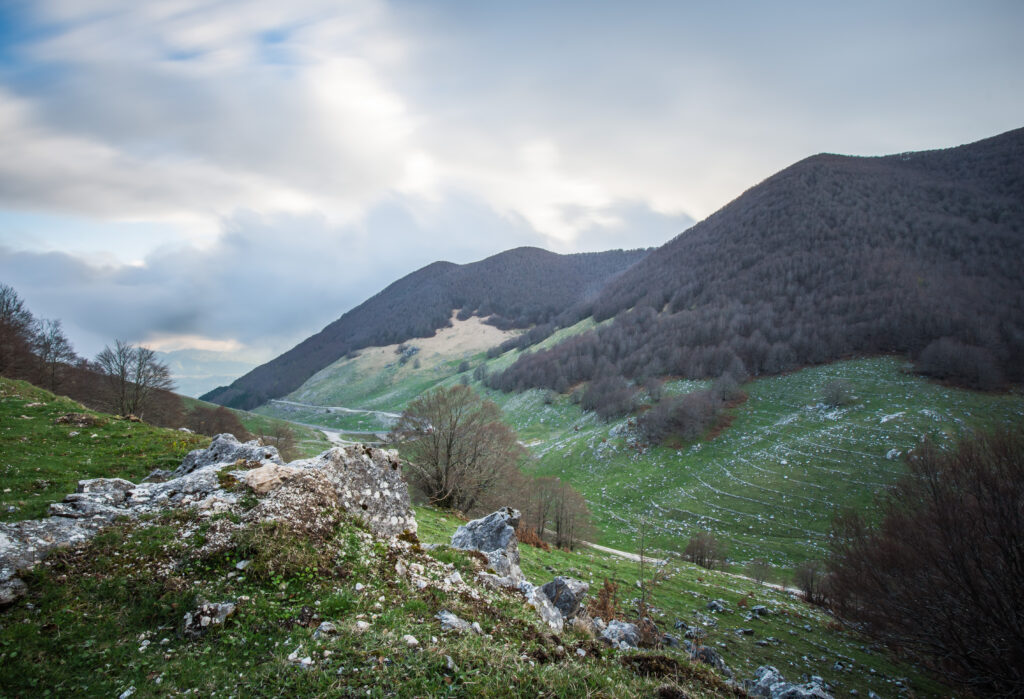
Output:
[{"left": 0, "top": 380, "right": 946, "bottom": 697}]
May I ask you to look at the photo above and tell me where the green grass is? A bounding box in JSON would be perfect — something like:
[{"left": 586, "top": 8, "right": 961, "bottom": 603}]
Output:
[
  {"left": 415, "top": 506, "right": 948, "bottom": 698},
  {"left": 0, "top": 378, "right": 208, "bottom": 522},
  {"left": 261, "top": 349, "right": 1024, "bottom": 573}
]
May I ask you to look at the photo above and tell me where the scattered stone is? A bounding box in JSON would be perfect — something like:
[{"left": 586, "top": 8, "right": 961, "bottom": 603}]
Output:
[
  {"left": 118, "top": 687, "right": 136, "bottom": 699},
  {"left": 436, "top": 610, "right": 474, "bottom": 633},
  {"left": 355, "top": 582, "right": 365, "bottom": 592},
  {"left": 745, "top": 665, "right": 832, "bottom": 698},
  {"left": 451, "top": 507, "right": 523, "bottom": 582},
  {"left": 540, "top": 576, "right": 589, "bottom": 620},
  {"left": 183, "top": 602, "right": 235, "bottom": 638},
  {"left": 707, "top": 599, "right": 728, "bottom": 613},
  {"left": 751, "top": 605, "right": 768, "bottom": 617},
  {"left": 403, "top": 634, "right": 419, "bottom": 647},
  {"left": 313, "top": 622, "right": 338, "bottom": 640},
  {"left": 354, "top": 620, "right": 370, "bottom": 633},
  {"left": 662, "top": 633, "right": 680, "bottom": 647},
  {"left": 235, "top": 559, "right": 251, "bottom": 571},
  {"left": 691, "top": 645, "right": 733, "bottom": 678},
  {"left": 55, "top": 413, "right": 100, "bottom": 427},
  {"left": 600, "top": 619, "right": 640, "bottom": 649}
]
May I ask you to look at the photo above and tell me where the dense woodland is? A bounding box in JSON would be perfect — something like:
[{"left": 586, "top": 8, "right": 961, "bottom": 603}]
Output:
[
  {"left": 489, "top": 128, "right": 1024, "bottom": 394},
  {"left": 204, "top": 247, "right": 647, "bottom": 409}
]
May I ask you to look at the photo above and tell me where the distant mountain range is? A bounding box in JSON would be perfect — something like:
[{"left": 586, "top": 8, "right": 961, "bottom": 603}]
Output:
[
  {"left": 154, "top": 349, "right": 259, "bottom": 398},
  {"left": 207, "top": 127, "right": 1024, "bottom": 410},
  {"left": 202, "top": 247, "right": 649, "bottom": 409}
]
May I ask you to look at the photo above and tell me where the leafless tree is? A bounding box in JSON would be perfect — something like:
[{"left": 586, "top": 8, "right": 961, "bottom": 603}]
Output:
[
  {"left": 388, "top": 385, "right": 527, "bottom": 513},
  {"left": 32, "top": 318, "right": 77, "bottom": 390},
  {"left": 0, "top": 283, "right": 35, "bottom": 377},
  {"left": 95, "top": 340, "right": 175, "bottom": 418},
  {"left": 829, "top": 426, "right": 1024, "bottom": 696},
  {"left": 793, "top": 559, "right": 828, "bottom": 605},
  {"left": 684, "top": 530, "right": 725, "bottom": 570}
]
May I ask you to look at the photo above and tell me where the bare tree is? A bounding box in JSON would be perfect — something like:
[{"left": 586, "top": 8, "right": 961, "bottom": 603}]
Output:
[
  {"left": 0, "top": 283, "right": 35, "bottom": 377},
  {"left": 793, "top": 559, "right": 828, "bottom": 605},
  {"left": 829, "top": 426, "right": 1024, "bottom": 696},
  {"left": 684, "top": 530, "right": 725, "bottom": 570},
  {"left": 388, "top": 385, "right": 527, "bottom": 513},
  {"left": 32, "top": 319, "right": 77, "bottom": 390},
  {"left": 95, "top": 340, "right": 175, "bottom": 418}
]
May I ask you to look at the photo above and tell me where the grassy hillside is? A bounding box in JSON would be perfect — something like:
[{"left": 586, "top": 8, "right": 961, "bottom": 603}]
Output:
[
  {"left": 0, "top": 378, "right": 207, "bottom": 522},
  {"left": 261, "top": 353, "right": 1024, "bottom": 572}
]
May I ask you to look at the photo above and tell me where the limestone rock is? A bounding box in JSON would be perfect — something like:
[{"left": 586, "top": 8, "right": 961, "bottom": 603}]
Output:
[
  {"left": 601, "top": 619, "right": 640, "bottom": 649},
  {"left": 519, "top": 581, "right": 564, "bottom": 632},
  {"left": 540, "top": 576, "right": 589, "bottom": 620},
  {"left": 290, "top": 446, "right": 417, "bottom": 538},
  {"left": 436, "top": 610, "right": 477, "bottom": 633},
  {"left": 238, "top": 463, "right": 302, "bottom": 495},
  {"left": 183, "top": 601, "right": 236, "bottom": 638},
  {"left": 691, "top": 645, "right": 733, "bottom": 678},
  {"left": 175, "top": 433, "right": 282, "bottom": 477},
  {"left": 450, "top": 507, "right": 522, "bottom": 581},
  {"left": 746, "top": 665, "right": 833, "bottom": 699}
]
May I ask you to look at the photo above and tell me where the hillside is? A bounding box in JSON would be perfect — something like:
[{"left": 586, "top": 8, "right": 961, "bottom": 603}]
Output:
[
  {"left": 0, "top": 380, "right": 949, "bottom": 696},
  {"left": 202, "top": 247, "right": 648, "bottom": 410},
  {"left": 491, "top": 127, "right": 1024, "bottom": 393}
]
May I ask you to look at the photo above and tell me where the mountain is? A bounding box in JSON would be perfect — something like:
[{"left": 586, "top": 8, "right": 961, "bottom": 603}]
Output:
[
  {"left": 202, "top": 246, "right": 650, "bottom": 409},
  {"left": 490, "top": 127, "right": 1024, "bottom": 393},
  {"left": 155, "top": 349, "right": 259, "bottom": 398}
]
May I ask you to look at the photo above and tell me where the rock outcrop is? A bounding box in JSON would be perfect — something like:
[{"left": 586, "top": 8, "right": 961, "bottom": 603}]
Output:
[
  {"left": 746, "top": 665, "right": 833, "bottom": 699},
  {"left": 0, "top": 436, "right": 416, "bottom": 605},
  {"left": 449, "top": 508, "right": 589, "bottom": 633},
  {"left": 451, "top": 507, "right": 523, "bottom": 582}
]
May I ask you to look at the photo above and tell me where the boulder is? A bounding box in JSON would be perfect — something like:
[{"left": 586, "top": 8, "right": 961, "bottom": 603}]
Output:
[
  {"left": 174, "top": 433, "right": 282, "bottom": 477},
  {"left": 540, "top": 576, "right": 589, "bottom": 620},
  {"left": 691, "top": 645, "right": 733, "bottom": 678},
  {"left": 519, "top": 581, "right": 564, "bottom": 632},
  {"left": 436, "top": 610, "right": 478, "bottom": 633},
  {"left": 450, "top": 507, "right": 522, "bottom": 581},
  {"left": 291, "top": 446, "right": 417, "bottom": 537},
  {"left": 746, "top": 665, "right": 833, "bottom": 699},
  {"left": 600, "top": 619, "right": 640, "bottom": 649}
]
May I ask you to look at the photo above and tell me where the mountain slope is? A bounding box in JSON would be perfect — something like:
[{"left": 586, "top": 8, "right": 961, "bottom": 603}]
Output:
[
  {"left": 203, "top": 247, "right": 649, "bottom": 409},
  {"left": 491, "top": 127, "right": 1024, "bottom": 393}
]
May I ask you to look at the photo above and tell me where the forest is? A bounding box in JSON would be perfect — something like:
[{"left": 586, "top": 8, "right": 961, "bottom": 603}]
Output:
[{"left": 489, "top": 128, "right": 1024, "bottom": 394}]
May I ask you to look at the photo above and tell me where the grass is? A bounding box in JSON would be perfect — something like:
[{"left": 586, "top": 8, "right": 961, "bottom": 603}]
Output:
[
  {"left": 0, "top": 378, "right": 207, "bottom": 522},
  {"left": 259, "top": 348, "right": 1024, "bottom": 575},
  {"left": 0, "top": 385, "right": 952, "bottom": 696}
]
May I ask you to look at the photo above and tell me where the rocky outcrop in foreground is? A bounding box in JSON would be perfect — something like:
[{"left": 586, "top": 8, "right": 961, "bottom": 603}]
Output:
[
  {"left": 450, "top": 507, "right": 589, "bottom": 634},
  {"left": 0, "top": 434, "right": 416, "bottom": 605}
]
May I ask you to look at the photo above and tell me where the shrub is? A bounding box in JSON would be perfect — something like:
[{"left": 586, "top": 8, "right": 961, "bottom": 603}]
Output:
[
  {"left": 822, "top": 379, "right": 853, "bottom": 407},
  {"left": 829, "top": 426, "right": 1024, "bottom": 696},
  {"left": 683, "top": 531, "right": 725, "bottom": 570}
]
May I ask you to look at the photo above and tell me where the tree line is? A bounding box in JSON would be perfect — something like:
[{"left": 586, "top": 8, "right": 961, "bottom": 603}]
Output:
[
  {"left": 488, "top": 129, "right": 1024, "bottom": 395},
  {"left": 0, "top": 283, "right": 297, "bottom": 457}
]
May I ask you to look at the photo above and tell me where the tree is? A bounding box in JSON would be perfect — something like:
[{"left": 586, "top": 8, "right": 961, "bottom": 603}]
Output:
[
  {"left": 388, "top": 385, "right": 527, "bottom": 513},
  {"left": 829, "top": 427, "right": 1024, "bottom": 696},
  {"left": 746, "top": 557, "right": 772, "bottom": 585},
  {"left": 822, "top": 379, "right": 853, "bottom": 407},
  {"left": 0, "top": 283, "right": 35, "bottom": 377},
  {"left": 684, "top": 530, "right": 725, "bottom": 570},
  {"left": 793, "top": 559, "right": 828, "bottom": 606},
  {"left": 95, "top": 340, "right": 175, "bottom": 418},
  {"left": 32, "top": 319, "right": 77, "bottom": 390}
]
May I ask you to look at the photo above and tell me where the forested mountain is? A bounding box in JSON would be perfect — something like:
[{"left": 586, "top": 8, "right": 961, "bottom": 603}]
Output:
[
  {"left": 490, "top": 128, "right": 1024, "bottom": 393},
  {"left": 203, "top": 247, "right": 649, "bottom": 409}
]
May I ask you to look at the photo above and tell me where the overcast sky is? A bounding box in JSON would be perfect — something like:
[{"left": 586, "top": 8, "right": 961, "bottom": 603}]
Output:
[{"left": 1, "top": 0, "right": 1022, "bottom": 369}]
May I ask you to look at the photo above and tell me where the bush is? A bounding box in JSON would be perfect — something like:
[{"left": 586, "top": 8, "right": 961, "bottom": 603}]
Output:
[
  {"left": 683, "top": 531, "right": 725, "bottom": 570},
  {"left": 829, "top": 426, "right": 1024, "bottom": 696},
  {"left": 580, "top": 376, "right": 636, "bottom": 420},
  {"left": 915, "top": 337, "right": 1003, "bottom": 390},
  {"left": 822, "top": 379, "right": 853, "bottom": 407},
  {"left": 639, "top": 390, "right": 722, "bottom": 445}
]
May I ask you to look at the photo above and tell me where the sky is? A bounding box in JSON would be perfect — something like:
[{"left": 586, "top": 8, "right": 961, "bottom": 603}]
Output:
[{"left": 1, "top": 0, "right": 1022, "bottom": 383}]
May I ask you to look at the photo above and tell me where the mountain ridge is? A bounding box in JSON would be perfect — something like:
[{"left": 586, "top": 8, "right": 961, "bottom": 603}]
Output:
[{"left": 203, "top": 246, "right": 650, "bottom": 409}]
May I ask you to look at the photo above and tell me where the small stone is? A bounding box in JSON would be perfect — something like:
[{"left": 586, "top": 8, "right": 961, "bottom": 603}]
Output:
[
  {"left": 118, "top": 688, "right": 136, "bottom": 699},
  {"left": 576, "top": 648, "right": 586, "bottom": 657},
  {"left": 355, "top": 582, "right": 365, "bottom": 592},
  {"left": 313, "top": 621, "right": 338, "bottom": 640},
  {"left": 471, "top": 622, "right": 483, "bottom": 635},
  {"left": 235, "top": 560, "right": 251, "bottom": 570},
  {"left": 355, "top": 620, "right": 370, "bottom": 633},
  {"left": 403, "top": 634, "right": 419, "bottom": 647}
]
